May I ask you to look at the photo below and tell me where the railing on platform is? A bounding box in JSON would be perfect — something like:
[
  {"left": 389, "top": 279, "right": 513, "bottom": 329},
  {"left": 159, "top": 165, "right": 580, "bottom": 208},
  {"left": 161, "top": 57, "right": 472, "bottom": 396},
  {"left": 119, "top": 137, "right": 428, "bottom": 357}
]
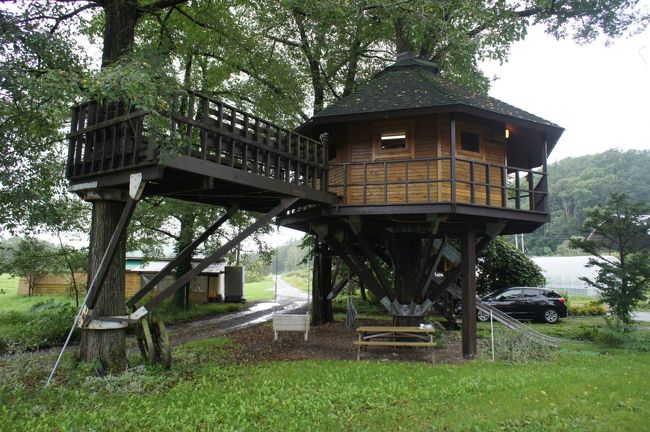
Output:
[
  {"left": 66, "top": 92, "right": 329, "bottom": 192},
  {"left": 328, "top": 156, "right": 548, "bottom": 213}
]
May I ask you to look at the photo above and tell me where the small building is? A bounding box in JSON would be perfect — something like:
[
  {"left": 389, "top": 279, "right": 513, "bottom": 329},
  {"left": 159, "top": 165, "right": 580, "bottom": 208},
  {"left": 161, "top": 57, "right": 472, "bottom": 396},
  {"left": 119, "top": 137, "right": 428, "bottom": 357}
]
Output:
[{"left": 17, "top": 258, "right": 235, "bottom": 303}]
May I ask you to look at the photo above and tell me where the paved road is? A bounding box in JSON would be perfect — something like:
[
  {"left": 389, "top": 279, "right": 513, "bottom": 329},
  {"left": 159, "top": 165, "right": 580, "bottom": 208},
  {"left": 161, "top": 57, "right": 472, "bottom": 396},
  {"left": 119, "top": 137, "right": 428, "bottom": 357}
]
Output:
[{"left": 160, "top": 276, "right": 308, "bottom": 347}]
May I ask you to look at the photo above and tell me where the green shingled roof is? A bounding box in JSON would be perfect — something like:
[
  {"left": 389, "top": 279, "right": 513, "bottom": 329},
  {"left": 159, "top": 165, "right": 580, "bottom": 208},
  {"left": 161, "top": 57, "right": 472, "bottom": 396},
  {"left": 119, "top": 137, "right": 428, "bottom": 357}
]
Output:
[{"left": 314, "top": 54, "right": 560, "bottom": 129}]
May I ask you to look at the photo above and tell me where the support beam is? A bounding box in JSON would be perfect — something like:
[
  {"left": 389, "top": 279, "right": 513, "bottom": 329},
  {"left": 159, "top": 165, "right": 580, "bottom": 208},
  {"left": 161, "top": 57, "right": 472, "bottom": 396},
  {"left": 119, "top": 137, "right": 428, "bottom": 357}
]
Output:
[
  {"left": 353, "top": 231, "right": 393, "bottom": 299},
  {"left": 323, "top": 234, "right": 391, "bottom": 307},
  {"left": 461, "top": 226, "right": 477, "bottom": 359},
  {"left": 141, "top": 198, "right": 298, "bottom": 313},
  {"left": 326, "top": 272, "right": 353, "bottom": 300},
  {"left": 126, "top": 207, "right": 236, "bottom": 307},
  {"left": 312, "top": 246, "right": 333, "bottom": 325}
]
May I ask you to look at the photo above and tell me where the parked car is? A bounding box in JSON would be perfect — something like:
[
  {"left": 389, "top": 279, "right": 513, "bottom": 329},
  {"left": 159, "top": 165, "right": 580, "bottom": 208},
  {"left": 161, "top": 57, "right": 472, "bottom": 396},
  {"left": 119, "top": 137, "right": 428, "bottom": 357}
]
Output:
[{"left": 458, "top": 287, "right": 568, "bottom": 324}]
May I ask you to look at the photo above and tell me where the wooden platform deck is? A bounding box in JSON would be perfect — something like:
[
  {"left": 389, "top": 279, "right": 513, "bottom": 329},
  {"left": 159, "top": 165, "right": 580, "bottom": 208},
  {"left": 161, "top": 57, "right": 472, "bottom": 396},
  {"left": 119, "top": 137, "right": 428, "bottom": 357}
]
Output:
[{"left": 66, "top": 92, "right": 335, "bottom": 211}]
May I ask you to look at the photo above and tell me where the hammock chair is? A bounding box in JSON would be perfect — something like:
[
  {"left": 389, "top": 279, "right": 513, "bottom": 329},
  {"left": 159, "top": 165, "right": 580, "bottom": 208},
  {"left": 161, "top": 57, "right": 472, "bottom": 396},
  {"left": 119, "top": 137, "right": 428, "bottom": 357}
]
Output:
[{"left": 272, "top": 228, "right": 311, "bottom": 341}]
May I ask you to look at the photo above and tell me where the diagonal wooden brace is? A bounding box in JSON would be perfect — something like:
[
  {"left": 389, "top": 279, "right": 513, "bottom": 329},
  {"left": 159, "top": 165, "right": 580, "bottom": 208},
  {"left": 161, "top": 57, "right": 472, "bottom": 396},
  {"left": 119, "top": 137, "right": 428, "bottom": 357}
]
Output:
[
  {"left": 84, "top": 174, "right": 146, "bottom": 313},
  {"left": 323, "top": 234, "right": 392, "bottom": 309},
  {"left": 326, "top": 272, "right": 353, "bottom": 300},
  {"left": 352, "top": 231, "right": 394, "bottom": 299},
  {"left": 134, "top": 198, "right": 299, "bottom": 317},
  {"left": 126, "top": 206, "right": 237, "bottom": 308}
]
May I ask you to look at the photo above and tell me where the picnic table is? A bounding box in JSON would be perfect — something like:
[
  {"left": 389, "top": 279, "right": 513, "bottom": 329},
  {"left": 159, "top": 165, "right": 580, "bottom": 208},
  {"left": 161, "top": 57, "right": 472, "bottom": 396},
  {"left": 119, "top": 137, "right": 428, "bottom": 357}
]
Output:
[{"left": 354, "top": 326, "right": 436, "bottom": 363}]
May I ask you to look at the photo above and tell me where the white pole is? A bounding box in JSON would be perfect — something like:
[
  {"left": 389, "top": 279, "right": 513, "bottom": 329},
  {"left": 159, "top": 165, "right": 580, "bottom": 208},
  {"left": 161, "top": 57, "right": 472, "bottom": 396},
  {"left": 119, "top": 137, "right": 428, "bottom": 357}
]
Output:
[{"left": 490, "top": 309, "right": 495, "bottom": 361}]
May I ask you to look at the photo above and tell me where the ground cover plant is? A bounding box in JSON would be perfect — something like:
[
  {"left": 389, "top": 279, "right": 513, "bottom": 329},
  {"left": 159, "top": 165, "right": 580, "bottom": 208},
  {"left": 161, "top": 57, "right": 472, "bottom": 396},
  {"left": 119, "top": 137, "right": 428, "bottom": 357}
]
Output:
[{"left": 1, "top": 316, "right": 648, "bottom": 431}]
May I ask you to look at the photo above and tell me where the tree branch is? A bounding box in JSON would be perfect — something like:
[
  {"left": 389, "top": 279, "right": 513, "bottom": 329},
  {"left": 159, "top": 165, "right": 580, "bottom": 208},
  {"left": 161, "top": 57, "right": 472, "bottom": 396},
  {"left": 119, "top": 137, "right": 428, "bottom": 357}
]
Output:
[{"left": 50, "top": 3, "right": 101, "bottom": 34}]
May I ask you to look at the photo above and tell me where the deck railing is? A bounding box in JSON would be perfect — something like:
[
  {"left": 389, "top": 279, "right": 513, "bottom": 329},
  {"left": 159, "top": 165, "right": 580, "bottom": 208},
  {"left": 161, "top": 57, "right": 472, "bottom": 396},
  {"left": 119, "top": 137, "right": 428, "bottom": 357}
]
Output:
[
  {"left": 328, "top": 156, "right": 548, "bottom": 213},
  {"left": 66, "top": 92, "right": 328, "bottom": 192}
]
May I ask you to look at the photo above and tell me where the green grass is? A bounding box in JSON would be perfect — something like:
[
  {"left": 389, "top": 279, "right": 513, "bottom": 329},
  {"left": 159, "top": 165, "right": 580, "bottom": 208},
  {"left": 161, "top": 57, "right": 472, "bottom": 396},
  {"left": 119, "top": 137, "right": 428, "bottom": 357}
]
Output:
[
  {"left": 0, "top": 291, "right": 74, "bottom": 313},
  {"left": 244, "top": 275, "right": 275, "bottom": 301},
  {"left": 0, "top": 273, "right": 19, "bottom": 292},
  {"left": 1, "top": 322, "right": 649, "bottom": 431}
]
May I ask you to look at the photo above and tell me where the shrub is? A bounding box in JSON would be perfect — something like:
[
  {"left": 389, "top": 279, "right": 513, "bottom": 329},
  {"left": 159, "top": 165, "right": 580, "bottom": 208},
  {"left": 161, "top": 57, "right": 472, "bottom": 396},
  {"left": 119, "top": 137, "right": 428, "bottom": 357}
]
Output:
[
  {"left": 482, "top": 329, "right": 558, "bottom": 363},
  {"left": 569, "top": 301, "right": 607, "bottom": 316},
  {"left": 0, "top": 300, "right": 76, "bottom": 354}
]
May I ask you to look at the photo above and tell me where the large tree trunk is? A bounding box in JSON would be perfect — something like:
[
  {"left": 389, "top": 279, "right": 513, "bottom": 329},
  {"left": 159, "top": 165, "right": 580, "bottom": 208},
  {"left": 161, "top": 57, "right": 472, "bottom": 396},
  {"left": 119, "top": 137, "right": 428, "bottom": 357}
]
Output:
[
  {"left": 80, "top": 199, "right": 127, "bottom": 371},
  {"left": 174, "top": 214, "right": 195, "bottom": 309},
  {"left": 101, "top": 0, "right": 139, "bottom": 68},
  {"left": 391, "top": 233, "right": 424, "bottom": 327},
  {"left": 80, "top": 0, "right": 139, "bottom": 371}
]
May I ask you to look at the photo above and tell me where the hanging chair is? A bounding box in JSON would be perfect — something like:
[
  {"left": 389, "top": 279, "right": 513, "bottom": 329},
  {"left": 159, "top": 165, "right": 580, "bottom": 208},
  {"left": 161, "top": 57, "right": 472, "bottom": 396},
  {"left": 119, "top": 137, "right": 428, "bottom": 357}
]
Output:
[{"left": 272, "top": 228, "right": 311, "bottom": 341}]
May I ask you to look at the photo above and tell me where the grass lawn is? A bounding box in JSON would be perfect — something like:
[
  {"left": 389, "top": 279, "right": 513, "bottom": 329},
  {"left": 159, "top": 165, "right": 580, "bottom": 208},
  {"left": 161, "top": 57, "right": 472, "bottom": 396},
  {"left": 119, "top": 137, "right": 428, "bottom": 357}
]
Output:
[
  {"left": 1, "top": 317, "right": 649, "bottom": 431},
  {"left": 244, "top": 275, "right": 275, "bottom": 301},
  {"left": 0, "top": 273, "right": 19, "bottom": 292}
]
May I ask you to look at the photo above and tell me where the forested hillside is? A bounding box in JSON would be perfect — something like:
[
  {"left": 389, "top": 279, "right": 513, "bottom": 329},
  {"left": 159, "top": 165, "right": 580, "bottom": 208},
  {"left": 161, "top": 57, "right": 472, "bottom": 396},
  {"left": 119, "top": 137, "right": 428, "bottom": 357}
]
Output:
[{"left": 525, "top": 149, "right": 650, "bottom": 255}]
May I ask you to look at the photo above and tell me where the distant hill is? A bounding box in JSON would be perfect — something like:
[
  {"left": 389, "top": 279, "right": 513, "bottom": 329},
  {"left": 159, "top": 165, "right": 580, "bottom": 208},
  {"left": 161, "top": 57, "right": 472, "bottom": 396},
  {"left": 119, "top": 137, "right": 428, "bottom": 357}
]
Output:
[{"left": 524, "top": 149, "right": 650, "bottom": 255}]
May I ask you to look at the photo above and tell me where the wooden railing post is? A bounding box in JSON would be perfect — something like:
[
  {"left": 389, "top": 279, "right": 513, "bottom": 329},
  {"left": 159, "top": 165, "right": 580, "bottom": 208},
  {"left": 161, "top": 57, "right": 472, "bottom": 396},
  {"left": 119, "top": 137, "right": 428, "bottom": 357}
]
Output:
[{"left": 450, "top": 114, "right": 457, "bottom": 209}]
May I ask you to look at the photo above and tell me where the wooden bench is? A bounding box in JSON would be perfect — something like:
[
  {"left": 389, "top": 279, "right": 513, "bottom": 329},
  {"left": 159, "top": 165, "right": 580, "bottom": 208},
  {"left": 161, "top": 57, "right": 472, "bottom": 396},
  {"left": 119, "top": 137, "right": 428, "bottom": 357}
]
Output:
[{"left": 355, "top": 326, "right": 436, "bottom": 363}]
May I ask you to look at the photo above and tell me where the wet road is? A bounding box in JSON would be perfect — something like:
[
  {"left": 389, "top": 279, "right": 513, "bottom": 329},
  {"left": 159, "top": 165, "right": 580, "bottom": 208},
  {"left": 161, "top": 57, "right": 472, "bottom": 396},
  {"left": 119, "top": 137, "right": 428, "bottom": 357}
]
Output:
[{"left": 161, "top": 276, "right": 308, "bottom": 347}]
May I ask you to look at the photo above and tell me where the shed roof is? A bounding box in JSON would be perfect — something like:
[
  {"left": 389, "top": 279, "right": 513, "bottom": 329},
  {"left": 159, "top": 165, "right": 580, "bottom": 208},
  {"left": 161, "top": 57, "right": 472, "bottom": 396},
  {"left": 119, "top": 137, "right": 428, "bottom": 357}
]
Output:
[{"left": 305, "top": 53, "right": 563, "bottom": 143}]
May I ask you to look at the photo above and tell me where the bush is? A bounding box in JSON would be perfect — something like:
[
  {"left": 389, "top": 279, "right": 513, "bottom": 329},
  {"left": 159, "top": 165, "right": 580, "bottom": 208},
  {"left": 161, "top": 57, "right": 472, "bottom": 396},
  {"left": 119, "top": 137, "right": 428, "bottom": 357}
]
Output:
[
  {"left": 592, "top": 318, "right": 650, "bottom": 351},
  {"left": 482, "top": 329, "right": 558, "bottom": 363},
  {"left": 0, "top": 300, "right": 76, "bottom": 354},
  {"left": 569, "top": 301, "right": 607, "bottom": 316}
]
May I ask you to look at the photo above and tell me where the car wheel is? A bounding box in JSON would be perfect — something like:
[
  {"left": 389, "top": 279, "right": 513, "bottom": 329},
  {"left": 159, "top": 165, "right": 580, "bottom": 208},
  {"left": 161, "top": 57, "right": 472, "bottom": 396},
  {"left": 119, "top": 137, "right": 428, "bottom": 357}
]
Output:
[
  {"left": 542, "top": 308, "right": 559, "bottom": 324},
  {"left": 477, "top": 310, "right": 490, "bottom": 322}
]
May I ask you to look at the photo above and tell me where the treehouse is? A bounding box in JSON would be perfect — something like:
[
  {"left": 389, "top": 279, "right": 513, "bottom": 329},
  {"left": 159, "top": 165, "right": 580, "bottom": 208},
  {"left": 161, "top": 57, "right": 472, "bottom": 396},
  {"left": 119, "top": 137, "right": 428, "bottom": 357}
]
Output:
[
  {"left": 63, "top": 52, "right": 562, "bottom": 363},
  {"left": 278, "top": 53, "right": 563, "bottom": 358}
]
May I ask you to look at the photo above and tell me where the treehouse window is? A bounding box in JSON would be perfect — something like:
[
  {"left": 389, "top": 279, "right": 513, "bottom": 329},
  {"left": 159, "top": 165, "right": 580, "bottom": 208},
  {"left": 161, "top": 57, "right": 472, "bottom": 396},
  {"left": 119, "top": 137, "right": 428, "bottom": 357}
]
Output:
[
  {"left": 372, "top": 121, "right": 414, "bottom": 160},
  {"left": 380, "top": 131, "right": 406, "bottom": 150},
  {"left": 460, "top": 131, "right": 480, "bottom": 153}
]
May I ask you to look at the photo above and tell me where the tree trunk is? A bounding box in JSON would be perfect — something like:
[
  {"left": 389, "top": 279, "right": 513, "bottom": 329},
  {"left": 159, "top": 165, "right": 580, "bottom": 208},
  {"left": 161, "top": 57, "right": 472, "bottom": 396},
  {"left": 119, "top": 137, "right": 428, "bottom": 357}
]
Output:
[
  {"left": 101, "top": 0, "right": 139, "bottom": 68},
  {"left": 80, "top": 0, "right": 139, "bottom": 370},
  {"left": 174, "top": 213, "right": 195, "bottom": 309},
  {"left": 80, "top": 199, "right": 127, "bottom": 371},
  {"left": 391, "top": 233, "right": 424, "bottom": 327}
]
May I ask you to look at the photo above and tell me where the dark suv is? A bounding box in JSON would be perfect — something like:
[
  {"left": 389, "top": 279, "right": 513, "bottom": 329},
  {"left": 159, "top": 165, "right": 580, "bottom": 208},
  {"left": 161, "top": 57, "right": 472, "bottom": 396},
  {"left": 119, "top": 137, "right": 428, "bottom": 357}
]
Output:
[{"left": 476, "top": 287, "right": 568, "bottom": 324}]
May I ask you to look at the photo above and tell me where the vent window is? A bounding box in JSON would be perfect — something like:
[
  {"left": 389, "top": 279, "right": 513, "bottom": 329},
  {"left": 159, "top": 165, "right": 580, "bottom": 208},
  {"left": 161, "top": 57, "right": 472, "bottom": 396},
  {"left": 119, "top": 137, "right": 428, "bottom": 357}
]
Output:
[{"left": 380, "top": 130, "right": 407, "bottom": 150}]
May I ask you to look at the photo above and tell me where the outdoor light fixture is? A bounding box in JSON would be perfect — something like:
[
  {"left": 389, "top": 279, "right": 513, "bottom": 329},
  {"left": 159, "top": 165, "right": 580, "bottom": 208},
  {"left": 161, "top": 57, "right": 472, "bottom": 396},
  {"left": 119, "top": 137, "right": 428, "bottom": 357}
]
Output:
[{"left": 505, "top": 129, "right": 510, "bottom": 139}]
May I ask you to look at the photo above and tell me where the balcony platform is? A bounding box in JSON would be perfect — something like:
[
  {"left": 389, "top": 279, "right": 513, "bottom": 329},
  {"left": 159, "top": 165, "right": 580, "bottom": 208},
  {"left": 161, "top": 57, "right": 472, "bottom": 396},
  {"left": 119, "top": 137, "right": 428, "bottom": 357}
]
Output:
[{"left": 66, "top": 92, "right": 336, "bottom": 212}]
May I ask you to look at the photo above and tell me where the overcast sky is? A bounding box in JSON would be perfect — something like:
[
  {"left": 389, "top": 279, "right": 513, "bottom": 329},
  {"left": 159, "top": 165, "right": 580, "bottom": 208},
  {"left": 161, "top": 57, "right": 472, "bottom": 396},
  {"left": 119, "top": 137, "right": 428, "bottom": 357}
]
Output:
[{"left": 481, "top": 24, "right": 650, "bottom": 163}]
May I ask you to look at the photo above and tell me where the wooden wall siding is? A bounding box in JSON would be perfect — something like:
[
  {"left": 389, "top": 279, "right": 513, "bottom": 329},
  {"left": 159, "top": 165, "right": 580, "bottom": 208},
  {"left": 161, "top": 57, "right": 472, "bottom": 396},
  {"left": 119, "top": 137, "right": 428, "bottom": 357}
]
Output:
[{"left": 323, "top": 114, "right": 550, "bottom": 209}]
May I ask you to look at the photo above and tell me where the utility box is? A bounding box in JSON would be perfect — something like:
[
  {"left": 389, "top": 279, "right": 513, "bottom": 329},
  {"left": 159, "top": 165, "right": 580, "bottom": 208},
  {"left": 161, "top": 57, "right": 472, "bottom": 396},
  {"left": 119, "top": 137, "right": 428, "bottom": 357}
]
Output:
[{"left": 224, "top": 266, "right": 244, "bottom": 302}]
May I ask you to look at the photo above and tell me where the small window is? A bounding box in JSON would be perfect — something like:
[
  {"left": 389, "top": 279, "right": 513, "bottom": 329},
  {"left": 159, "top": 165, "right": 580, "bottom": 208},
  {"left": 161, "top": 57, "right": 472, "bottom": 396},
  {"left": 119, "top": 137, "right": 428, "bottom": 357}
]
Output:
[
  {"left": 380, "top": 130, "right": 406, "bottom": 150},
  {"left": 460, "top": 131, "right": 480, "bottom": 152},
  {"left": 542, "top": 291, "right": 561, "bottom": 298},
  {"left": 372, "top": 120, "right": 414, "bottom": 160}
]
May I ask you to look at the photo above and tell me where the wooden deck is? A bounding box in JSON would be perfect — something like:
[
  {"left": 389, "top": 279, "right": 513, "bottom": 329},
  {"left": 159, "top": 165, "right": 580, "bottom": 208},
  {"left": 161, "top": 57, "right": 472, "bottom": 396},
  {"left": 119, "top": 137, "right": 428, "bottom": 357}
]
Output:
[{"left": 66, "top": 92, "right": 335, "bottom": 210}]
